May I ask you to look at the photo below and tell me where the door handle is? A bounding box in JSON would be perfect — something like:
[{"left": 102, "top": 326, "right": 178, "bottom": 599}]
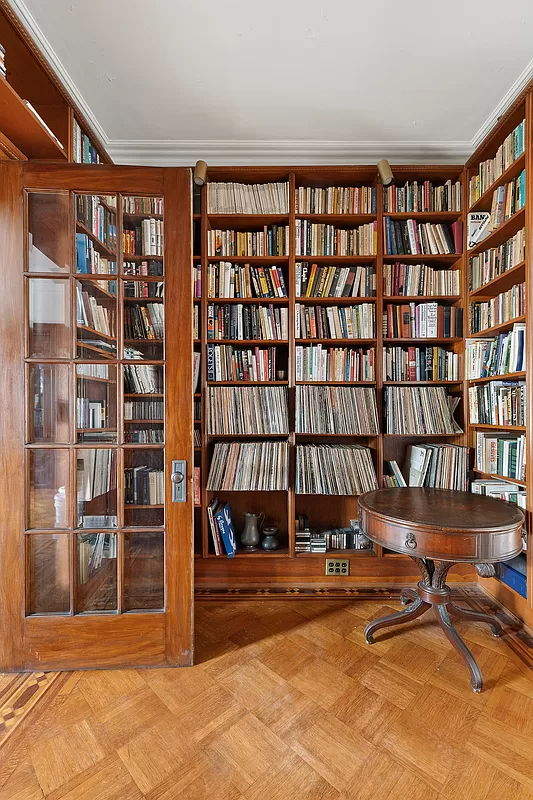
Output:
[{"left": 171, "top": 460, "right": 187, "bottom": 502}]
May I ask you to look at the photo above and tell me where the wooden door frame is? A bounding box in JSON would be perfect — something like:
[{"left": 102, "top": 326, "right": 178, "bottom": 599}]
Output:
[{"left": 0, "top": 163, "right": 194, "bottom": 671}]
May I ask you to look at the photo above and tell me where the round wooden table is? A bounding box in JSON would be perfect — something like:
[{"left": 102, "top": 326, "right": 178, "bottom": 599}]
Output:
[{"left": 358, "top": 488, "right": 524, "bottom": 692}]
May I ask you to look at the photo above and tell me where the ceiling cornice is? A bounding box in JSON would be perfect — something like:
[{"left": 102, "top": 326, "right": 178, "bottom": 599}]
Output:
[{"left": 7, "top": 0, "right": 533, "bottom": 167}]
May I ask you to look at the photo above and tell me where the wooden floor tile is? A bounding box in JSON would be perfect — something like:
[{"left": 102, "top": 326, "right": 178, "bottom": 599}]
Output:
[
  {"left": 312, "top": 606, "right": 366, "bottom": 637},
  {"left": 379, "top": 638, "right": 447, "bottom": 684},
  {"left": 257, "top": 637, "right": 314, "bottom": 680},
  {"left": 338, "top": 749, "right": 405, "bottom": 800},
  {"left": 330, "top": 681, "right": 401, "bottom": 745},
  {"left": 95, "top": 685, "right": 171, "bottom": 749},
  {"left": 146, "top": 664, "right": 216, "bottom": 715},
  {"left": 171, "top": 684, "right": 247, "bottom": 745},
  {"left": 440, "top": 752, "right": 533, "bottom": 800},
  {"left": 406, "top": 684, "right": 480, "bottom": 744},
  {"left": 77, "top": 670, "right": 146, "bottom": 716},
  {"left": 291, "top": 712, "right": 374, "bottom": 792},
  {"left": 254, "top": 684, "right": 326, "bottom": 746},
  {"left": 289, "top": 656, "right": 357, "bottom": 710},
  {"left": 429, "top": 642, "right": 508, "bottom": 707},
  {"left": 0, "top": 759, "right": 43, "bottom": 800},
  {"left": 244, "top": 750, "right": 339, "bottom": 800},
  {"left": 466, "top": 713, "right": 533, "bottom": 790},
  {"left": 46, "top": 756, "right": 143, "bottom": 800},
  {"left": 218, "top": 658, "right": 290, "bottom": 713},
  {"left": 359, "top": 660, "right": 421, "bottom": 709}
]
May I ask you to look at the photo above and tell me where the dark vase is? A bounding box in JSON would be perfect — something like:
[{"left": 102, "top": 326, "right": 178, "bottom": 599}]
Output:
[{"left": 261, "top": 527, "right": 280, "bottom": 551}]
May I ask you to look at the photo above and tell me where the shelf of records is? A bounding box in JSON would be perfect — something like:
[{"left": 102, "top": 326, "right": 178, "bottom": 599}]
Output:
[
  {"left": 295, "top": 303, "right": 375, "bottom": 340},
  {"left": 383, "top": 303, "right": 463, "bottom": 340},
  {"left": 295, "top": 345, "right": 375, "bottom": 382},
  {"left": 207, "top": 227, "right": 289, "bottom": 257},
  {"left": 295, "top": 221, "right": 377, "bottom": 256},
  {"left": 295, "top": 185, "right": 377, "bottom": 215},
  {"left": 295, "top": 517, "right": 373, "bottom": 554},
  {"left": 207, "top": 441, "right": 289, "bottom": 491},
  {"left": 383, "top": 179, "right": 462, "bottom": 214},
  {"left": 465, "top": 323, "right": 525, "bottom": 379},
  {"left": 469, "top": 119, "right": 525, "bottom": 206},
  {"left": 384, "top": 218, "right": 462, "bottom": 256},
  {"left": 208, "top": 181, "right": 289, "bottom": 214},
  {"left": 206, "top": 262, "right": 288, "bottom": 298},
  {"left": 474, "top": 432, "right": 526, "bottom": 482},
  {"left": 383, "top": 346, "right": 460, "bottom": 383},
  {"left": 383, "top": 263, "right": 461, "bottom": 298},
  {"left": 295, "top": 385, "right": 379, "bottom": 435},
  {"left": 469, "top": 381, "right": 526, "bottom": 428},
  {"left": 468, "top": 227, "right": 525, "bottom": 292},
  {"left": 384, "top": 386, "right": 463, "bottom": 435},
  {"left": 207, "top": 303, "right": 289, "bottom": 341},
  {"left": 295, "top": 444, "right": 378, "bottom": 495},
  {"left": 383, "top": 443, "right": 469, "bottom": 491},
  {"left": 206, "top": 386, "right": 289, "bottom": 435},
  {"left": 296, "top": 263, "right": 376, "bottom": 298},
  {"left": 469, "top": 283, "right": 525, "bottom": 334}
]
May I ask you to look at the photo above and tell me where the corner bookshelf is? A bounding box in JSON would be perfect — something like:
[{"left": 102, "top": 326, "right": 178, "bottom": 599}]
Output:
[
  {"left": 193, "top": 166, "right": 470, "bottom": 586},
  {"left": 464, "top": 90, "right": 532, "bottom": 620}
]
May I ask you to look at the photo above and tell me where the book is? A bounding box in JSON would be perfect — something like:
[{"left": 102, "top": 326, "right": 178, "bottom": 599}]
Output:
[
  {"left": 470, "top": 283, "right": 525, "bottom": 333},
  {"left": 214, "top": 503, "right": 237, "bottom": 557},
  {"left": 208, "top": 182, "right": 289, "bottom": 214},
  {"left": 383, "top": 262, "right": 460, "bottom": 297},
  {"left": 383, "top": 180, "right": 462, "bottom": 213},
  {"left": 469, "top": 228, "right": 525, "bottom": 291},
  {"left": 295, "top": 222, "right": 377, "bottom": 256},
  {"left": 295, "top": 185, "right": 376, "bottom": 214},
  {"left": 469, "top": 120, "right": 525, "bottom": 204}
]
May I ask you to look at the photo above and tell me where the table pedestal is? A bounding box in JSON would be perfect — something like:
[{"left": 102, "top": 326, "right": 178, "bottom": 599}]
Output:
[{"left": 364, "top": 557, "right": 502, "bottom": 692}]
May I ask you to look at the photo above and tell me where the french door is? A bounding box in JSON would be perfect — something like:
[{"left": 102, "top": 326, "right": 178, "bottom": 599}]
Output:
[{"left": 0, "top": 163, "right": 194, "bottom": 670}]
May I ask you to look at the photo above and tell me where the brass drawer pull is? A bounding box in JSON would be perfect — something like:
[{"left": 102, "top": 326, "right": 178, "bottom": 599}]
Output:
[{"left": 405, "top": 533, "right": 417, "bottom": 549}]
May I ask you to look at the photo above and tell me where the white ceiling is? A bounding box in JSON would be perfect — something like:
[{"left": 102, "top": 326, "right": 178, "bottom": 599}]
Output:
[{"left": 11, "top": 0, "right": 533, "bottom": 165}]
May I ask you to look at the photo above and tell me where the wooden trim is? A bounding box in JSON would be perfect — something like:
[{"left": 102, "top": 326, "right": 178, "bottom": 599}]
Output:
[{"left": 21, "top": 163, "right": 164, "bottom": 193}]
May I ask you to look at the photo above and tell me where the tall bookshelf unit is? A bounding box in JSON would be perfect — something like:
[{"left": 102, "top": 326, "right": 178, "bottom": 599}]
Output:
[{"left": 193, "top": 166, "right": 472, "bottom": 590}]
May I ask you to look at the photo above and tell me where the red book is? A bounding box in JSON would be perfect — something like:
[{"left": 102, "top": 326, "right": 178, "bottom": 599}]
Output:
[
  {"left": 451, "top": 220, "right": 463, "bottom": 254},
  {"left": 408, "top": 346, "right": 416, "bottom": 381}
]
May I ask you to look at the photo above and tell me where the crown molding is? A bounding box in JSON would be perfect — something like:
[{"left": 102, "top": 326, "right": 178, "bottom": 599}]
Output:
[
  {"left": 471, "top": 57, "right": 533, "bottom": 150},
  {"left": 106, "top": 139, "right": 472, "bottom": 166}
]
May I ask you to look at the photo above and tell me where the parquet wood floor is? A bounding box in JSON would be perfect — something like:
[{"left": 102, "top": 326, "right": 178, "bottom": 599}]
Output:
[{"left": 1, "top": 592, "right": 533, "bottom": 800}]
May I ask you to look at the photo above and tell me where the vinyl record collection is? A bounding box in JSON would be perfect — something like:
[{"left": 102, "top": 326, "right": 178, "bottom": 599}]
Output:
[
  {"left": 123, "top": 365, "right": 163, "bottom": 394},
  {"left": 405, "top": 443, "right": 469, "bottom": 490},
  {"left": 384, "top": 386, "right": 462, "bottom": 435},
  {"left": 296, "top": 444, "right": 378, "bottom": 495},
  {"left": 207, "top": 386, "right": 289, "bottom": 435},
  {"left": 295, "top": 386, "right": 379, "bottom": 435},
  {"left": 207, "top": 442, "right": 289, "bottom": 491}
]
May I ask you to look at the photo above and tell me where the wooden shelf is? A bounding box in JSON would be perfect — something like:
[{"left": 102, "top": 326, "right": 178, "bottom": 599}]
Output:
[
  {"left": 296, "top": 549, "right": 375, "bottom": 558},
  {"left": 124, "top": 419, "right": 164, "bottom": 424},
  {"left": 469, "top": 153, "right": 526, "bottom": 212},
  {"left": 383, "top": 380, "right": 462, "bottom": 385},
  {"left": 77, "top": 427, "right": 116, "bottom": 433},
  {"left": 294, "top": 432, "right": 378, "bottom": 438},
  {"left": 295, "top": 296, "right": 377, "bottom": 304},
  {"left": 468, "top": 372, "right": 526, "bottom": 384},
  {"left": 294, "top": 255, "right": 376, "bottom": 263},
  {"left": 206, "top": 339, "right": 289, "bottom": 346},
  {"left": 207, "top": 380, "right": 289, "bottom": 385},
  {"left": 383, "top": 337, "right": 462, "bottom": 344},
  {"left": 469, "top": 261, "right": 526, "bottom": 299},
  {"left": 384, "top": 295, "right": 461, "bottom": 302},
  {"left": 76, "top": 375, "right": 114, "bottom": 384},
  {"left": 207, "top": 297, "right": 288, "bottom": 304},
  {"left": 467, "top": 207, "right": 525, "bottom": 256},
  {"left": 207, "top": 433, "right": 289, "bottom": 438},
  {"left": 75, "top": 221, "right": 116, "bottom": 260},
  {"left": 382, "top": 254, "right": 460, "bottom": 262},
  {"left": 207, "top": 214, "right": 289, "bottom": 225},
  {"left": 124, "top": 338, "right": 164, "bottom": 344},
  {"left": 0, "top": 78, "right": 68, "bottom": 160},
  {"left": 383, "top": 432, "right": 462, "bottom": 437},
  {"left": 77, "top": 341, "right": 115, "bottom": 359},
  {"left": 295, "top": 214, "right": 376, "bottom": 223},
  {"left": 470, "top": 423, "right": 526, "bottom": 431},
  {"left": 125, "top": 504, "right": 164, "bottom": 509},
  {"left": 471, "top": 469, "right": 526, "bottom": 486},
  {"left": 384, "top": 211, "right": 462, "bottom": 221},
  {"left": 124, "top": 296, "right": 164, "bottom": 303},
  {"left": 123, "top": 254, "right": 164, "bottom": 261},
  {"left": 206, "top": 549, "right": 291, "bottom": 558},
  {"left": 295, "top": 338, "right": 376, "bottom": 345},
  {"left": 295, "top": 380, "right": 376, "bottom": 385},
  {"left": 76, "top": 279, "right": 117, "bottom": 299},
  {"left": 469, "top": 315, "right": 526, "bottom": 338},
  {"left": 123, "top": 213, "right": 163, "bottom": 222},
  {"left": 124, "top": 393, "right": 164, "bottom": 398},
  {"left": 207, "top": 256, "right": 288, "bottom": 263},
  {"left": 77, "top": 324, "right": 116, "bottom": 342}
]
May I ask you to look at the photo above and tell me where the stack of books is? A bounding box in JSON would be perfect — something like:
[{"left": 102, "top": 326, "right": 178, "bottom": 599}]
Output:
[
  {"left": 208, "top": 227, "right": 289, "bottom": 257},
  {"left": 77, "top": 449, "right": 116, "bottom": 503},
  {"left": 295, "top": 345, "right": 375, "bottom": 382},
  {"left": 469, "top": 228, "right": 525, "bottom": 291},
  {"left": 123, "top": 219, "right": 164, "bottom": 257},
  {"left": 207, "top": 344, "right": 279, "bottom": 382},
  {"left": 125, "top": 428, "right": 163, "bottom": 444},
  {"left": 384, "top": 218, "right": 462, "bottom": 255},
  {"left": 124, "top": 467, "right": 164, "bottom": 505},
  {"left": 76, "top": 284, "right": 115, "bottom": 338},
  {"left": 73, "top": 120, "right": 100, "bottom": 164},
  {"left": 207, "top": 262, "right": 287, "bottom": 298},
  {"left": 295, "top": 185, "right": 376, "bottom": 214},
  {"left": 123, "top": 260, "right": 163, "bottom": 277},
  {"left": 193, "top": 265, "right": 201, "bottom": 299},
  {"left": 295, "top": 303, "right": 375, "bottom": 339},
  {"left": 470, "top": 283, "right": 525, "bottom": 333},
  {"left": 475, "top": 432, "right": 526, "bottom": 480},
  {"left": 469, "top": 381, "right": 526, "bottom": 427},
  {"left": 383, "top": 263, "right": 460, "bottom": 297},
  {"left": 208, "top": 182, "right": 289, "bottom": 213},
  {"left": 384, "top": 303, "right": 462, "bottom": 339},
  {"left": 76, "top": 234, "right": 116, "bottom": 275},
  {"left": 206, "top": 386, "right": 289, "bottom": 435},
  {"left": 295, "top": 222, "right": 377, "bottom": 256},
  {"left": 124, "top": 303, "right": 164, "bottom": 340},
  {"left": 383, "top": 346, "right": 460, "bottom": 382},
  {"left": 384, "top": 386, "right": 462, "bottom": 435},
  {"left": 295, "top": 385, "right": 379, "bottom": 434},
  {"left": 465, "top": 324, "right": 526, "bottom": 378},
  {"left": 405, "top": 443, "right": 469, "bottom": 490},
  {"left": 78, "top": 533, "right": 116, "bottom": 583},
  {"left": 207, "top": 304, "right": 288, "bottom": 341},
  {"left": 469, "top": 120, "right": 525, "bottom": 204},
  {"left": 295, "top": 444, "right": 378, "bottom": 495},
  {"left": 123, "top": 197, "right": 163, "bottom": 215},
  {"left": 486, "top": 171, "right": 526, "bottom": 234},
  {"left": 296, "top": 263, "right": 375, "bottom": 298},
  {"left": 123, "top": 365, "right": 163, "bottom": 394},
  {"left": 124, "top": 281, "right": 163, "bottom": 298},
  {"left": 76, "top": 195, "right": 116, "bottom": 250},
  {"left": 295, "top": 530, "right": 327, "bottom": 553},
  {"left": 124, "top": 399, "right": 163, "bottom": 420},
  {"left": 471, "top": 478, "right": 526, "bottom": 510},
  {"left": 207, "top": 441, "right": 289, "bottom": 491},
  {"left": 383, "top": 180, "right": 462, "bottom": 213}
]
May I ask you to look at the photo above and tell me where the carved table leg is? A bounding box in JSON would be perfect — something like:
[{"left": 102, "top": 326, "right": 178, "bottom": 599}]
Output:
[
  {"left": 434, "top": 604, "right": 484, "bottom": 693},
  {"left": 364, "top": 596, "right": 431, "bottom": 643},
  {"left": 399, "top": 588, "right": 418, "bottom": 606},
  {"left": 448, "top": 603, "right": 503, "bottom": 637}
]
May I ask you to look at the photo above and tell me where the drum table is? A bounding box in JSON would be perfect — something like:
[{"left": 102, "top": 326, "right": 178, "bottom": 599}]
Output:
[{"left": 358, "top": 488, "right": 524, "bottom": 692}]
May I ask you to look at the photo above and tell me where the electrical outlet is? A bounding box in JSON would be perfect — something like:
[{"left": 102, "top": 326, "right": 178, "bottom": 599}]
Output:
[{"left": 325, "top": 558, "right": 350, "bottom": 577}]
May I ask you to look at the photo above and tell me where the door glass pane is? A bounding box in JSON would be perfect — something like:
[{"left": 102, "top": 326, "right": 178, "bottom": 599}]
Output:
[
  {"left": 124, "top": 449, "right": 164, "bottom": 527},
  {"left": 28, "top": 363, "right": 70, "bottom": 443},
  {"left": 27, "top": 192, "right": 71, "bottom": 273},
  {"left": 28, "top": 534, "right": 70, "bottom": 614},
  {"left": 76, "top": 279, "right": 117, "bottom": 360},
  {"left": 28, "top": 278, "right": 71, "bottom": 358},
  {"left": 76, "top": 449, "right": 117, "bottom": 529},
  {"left": 75, "top": 194, "right": 117, "bottom": 274},
  {"left": 77, "top": 532, "right": 117, "bottom": 612},
  {"left": 76, "top": 364, "right": 117, "bottom": 443},
  {"left": 28, "top": 449, "right": 69, "bottom": 529},
  {"left": 124, "top": 532, "right": 164, "bottom": 610}
]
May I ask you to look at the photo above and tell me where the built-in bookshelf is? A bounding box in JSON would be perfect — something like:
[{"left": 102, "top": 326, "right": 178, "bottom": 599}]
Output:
[{"left": 193, "top": 166, "right": 467, "bottom": 567}]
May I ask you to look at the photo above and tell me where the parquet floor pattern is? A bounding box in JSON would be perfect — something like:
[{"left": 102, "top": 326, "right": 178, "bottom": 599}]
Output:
[{"left": 1, "top": 596, "right": 533, "bottom": 799}]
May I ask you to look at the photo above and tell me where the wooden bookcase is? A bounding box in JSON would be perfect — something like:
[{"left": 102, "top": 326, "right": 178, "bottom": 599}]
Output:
[{"left": 193, "top": 165, "right": 474, "bottom": 590}]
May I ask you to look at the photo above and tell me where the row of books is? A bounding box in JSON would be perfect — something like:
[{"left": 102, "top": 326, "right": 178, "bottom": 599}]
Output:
[
  {"left": 207, "top": 304, "right": 288, "bottom": 341},
  {"left": 123, "top": 220, "right": 164, "bottom": 257},
  {"left": 124, "top": 399, "right": 164, "bottom": 420},
  {"left": 295, "top": 444, "right": 378, "bottom": 495},
  {"left": 469, "top": 282, "right": 525, "bottom": 333},
  {"left": 295, "top": 385, "right": 379, "bottom": 435},
  {"left": 296, "top": 263, "right": 376, "bottom": 298},
  {"left": 383, "top": 346, "right": 460, "bottom": 382},
  {"left": 124, "top": 281, "right": 163, "bottom": 298},
  {"left": 123, "top": 196, "right": 163, "bottom": 215},
  {"left": 206, "top": 262, "right": 288, "bottom": 298},
  {"left": 295, "top": 303, "right": 375, "bottom": 340},
  {"left": 194, "top": 429, "right": 201, "bottom": 447},
  {"left": 123, "top": 365, "right": 163, "bottom": 394},
  {"left": 193, "top": 305, "right": 199, "bottom": 340},
  {"left": 76, "top": 233, "right": 116, "bottom": 275},
  {"left": 384, "top": 218, "right": 462, "bottom": 256},
  {"left": 206, "top": 386, "right": 289, "bottom": 435},
  {"left": 78, "top": 533, "right": 115, "bottom": 583},
  {"left": 468, "top": 228, "right": 525, "bottom": 292},
  {"left": 475, "top": 432, "right": 525, "bottom": 481},
  {"left": 123, "top": 259, "right": 163, "bottom": 277},
  {"left": 73, "top": 120, "right": 101, "bottom": 164},
  {"left": 295, "top": 345, "right": 375, "bottom": 382},
  {"left": 391, "top": 443, "right": 469, "bottom": 490},
  {"left": 469, "top": 120, "right": 525, "bottom": 205},
  {"left": 471, "top": 478, "right": 526, "bottom": 511},
  {"left": 193, "top": 265, "right": 201, "bottom": 299},
  {"left": 295, "top": 185, "right": 376, "bottom": 215},
  {"left": 384, "top": 386, "right": 462, "bottom": 435},
  {"left": 482, "top": 171, "right": 526, "bottom": 239},
  {"left": 207, "top": 441, "right": 289, "bottom": 491},
  {"left": 77, "top": 363, "right": 110, "bottom": 380},
  {"left": 194, "top": 400, "right": 201, "bottom": 420},
  {"left": 77, "top": 449, "right": 117, "bottom": 501},
  {"left": 76, "top": 195, "right": 116, "bottom": 250},
  {"left": 295, "top": 221, "right": 377, "bottom": 256},
  {"left": 469, "top": 381, "right": 526, "bottom": 427},
  {"left": 383, "top": 263, "right": 460, "bottom": 297},
  {"left": 76, "top": 284, "right": 115, "bottom": 337},
  {"left": 207, "top": 182, "right": 289, "bottom": 214},
  {"left": 77, "top": 398, "right": 106, "bottom": 430},
  {"left": 384, "top": 303, "right": 463, "bottom": 339},
  {"left": 383, "top": 180, "right": 462, "bottom": 213},
  {"left": 124, "top": 304, "right": 164, "bottom": 340},
  {"left": 207, "top": 227, "right": 289, "bottom": 257},
  {"left": 465, "top": 324, "right": 526, "bottom": 378},
  {"left": 207, "top": 344, "right": 278, "bottom": 382},
  {"left": 125, "top": 428, "right": 164, "bottom": 444},
  {"left": 124, "top": 467, "right": 164, "bottom": 505}
]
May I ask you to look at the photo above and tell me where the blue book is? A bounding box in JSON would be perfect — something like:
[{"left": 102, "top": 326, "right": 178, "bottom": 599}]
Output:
[
  {"left": 215, "top": 503, "right": 237, "bottom": 558},
  {"left": 207, "top": 344, "right": 215, "bottom": 381},
  {"left": 385, "top": 216, "right": 391, "bottom": 254},
  {"left": 516, "top": 326, "right": 525, "bottom": 371},
  {"left": 76, "top": 233, "right": 88, "bottom": 273}
]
